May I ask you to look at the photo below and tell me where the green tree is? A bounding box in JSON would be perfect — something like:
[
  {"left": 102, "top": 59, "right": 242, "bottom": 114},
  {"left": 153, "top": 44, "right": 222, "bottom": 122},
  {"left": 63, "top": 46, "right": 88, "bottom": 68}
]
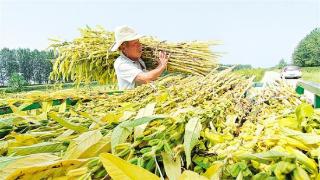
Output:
[
  {"left": 0, "top": 49, "right": 7, "bottom": 85},
  {"left": 0, "top": 48, "right": 53, "bottom": 86},
  {"left": 31, "top": 50, "right": 43, "bottom": 84},
  {"left": 29, "top": 50, "right": 53, "bottom": 84},
  {"left": 43, "top": 50, "right": 54, "bottom": 83},
  {"left": 293, "top": 28, "right": 320, "bottom": 67},
  {"left": 8, "top": 73, "right": 27, "bottom": 92},
  {"left": 234, "top": 64, "right": 253, "bottom": 70},
  {"left": 16, "top": 48, "right": 33, "bottom": 83},
  {"left": 277, "top": 58, "right": 287, "bottom": 69},
  {"left": 0, "top": 48, "right": 19, "bottom": 82}
]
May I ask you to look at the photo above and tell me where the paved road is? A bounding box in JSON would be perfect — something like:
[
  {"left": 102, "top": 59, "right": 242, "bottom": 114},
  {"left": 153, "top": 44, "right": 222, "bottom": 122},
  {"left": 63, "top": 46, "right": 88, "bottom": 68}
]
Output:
[
  {"left": 261, "top": 71, "right": 298, "bottom": 87},
  {"left": 262, "top": 71, "right": 314, "bottom": 104}
]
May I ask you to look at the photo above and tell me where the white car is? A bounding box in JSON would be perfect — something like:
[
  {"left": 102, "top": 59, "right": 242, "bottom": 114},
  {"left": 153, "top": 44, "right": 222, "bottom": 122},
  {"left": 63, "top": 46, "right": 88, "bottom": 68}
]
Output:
[{"left": 280, "top": 66, "right": 302, "bottom": 79}]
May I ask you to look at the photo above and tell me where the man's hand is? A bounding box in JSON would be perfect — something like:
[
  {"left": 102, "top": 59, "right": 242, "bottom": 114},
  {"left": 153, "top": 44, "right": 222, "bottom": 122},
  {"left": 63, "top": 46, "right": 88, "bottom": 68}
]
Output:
[
  {"left": 157, "top": 51, "right": 169, "bottom": 68},
  {"left": 134, "top": 51, "right": 170, "bottom": 85}
]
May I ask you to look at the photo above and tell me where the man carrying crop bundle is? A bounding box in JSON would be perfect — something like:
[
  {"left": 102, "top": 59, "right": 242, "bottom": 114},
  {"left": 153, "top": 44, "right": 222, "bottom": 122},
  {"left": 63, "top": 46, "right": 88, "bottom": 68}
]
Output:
[{"left": 110, "top": 25, "right": 169, "bottom": 90}]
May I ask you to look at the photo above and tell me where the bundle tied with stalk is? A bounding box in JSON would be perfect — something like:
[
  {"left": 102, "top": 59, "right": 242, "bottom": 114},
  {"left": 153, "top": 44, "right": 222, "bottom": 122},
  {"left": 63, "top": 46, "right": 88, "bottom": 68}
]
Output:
[{"left": 49, "top": 25, "right": 221, "bottom": 85}]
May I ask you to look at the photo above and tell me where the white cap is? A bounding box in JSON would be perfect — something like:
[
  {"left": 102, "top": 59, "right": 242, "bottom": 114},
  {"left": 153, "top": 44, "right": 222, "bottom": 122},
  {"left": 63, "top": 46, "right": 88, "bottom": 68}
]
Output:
[{"left": 110, "top": 25, "right": 143, "bottom": 52}]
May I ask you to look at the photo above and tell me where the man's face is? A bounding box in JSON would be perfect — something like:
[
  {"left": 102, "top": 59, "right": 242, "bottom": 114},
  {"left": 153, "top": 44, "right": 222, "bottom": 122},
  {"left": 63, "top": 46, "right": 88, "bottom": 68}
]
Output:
[{"left": 122, "top": 39, "right": 142, "bottom": 60}]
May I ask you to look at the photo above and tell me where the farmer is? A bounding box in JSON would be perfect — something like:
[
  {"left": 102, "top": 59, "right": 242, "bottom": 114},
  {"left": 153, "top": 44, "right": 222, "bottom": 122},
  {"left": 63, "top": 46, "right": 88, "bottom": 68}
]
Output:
[{"left": 110, "top": 25, "right": 169, "bottom": 90}]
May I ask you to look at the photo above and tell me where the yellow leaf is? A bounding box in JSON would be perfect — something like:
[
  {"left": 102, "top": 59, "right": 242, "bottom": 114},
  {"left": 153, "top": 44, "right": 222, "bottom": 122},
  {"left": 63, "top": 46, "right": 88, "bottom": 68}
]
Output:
[
  {"left": 59, "top": 100, "right": 67, "bottom": 113},
  {"left": 100, "top": 111, "right": 123, "bottom": 123},
  {"left": 203, "top": 161, "right": 224, "bottom": 180},
  {"left": 55, "top": 129, "right": 75, "bottom": 141},
  {"left": 286, "top": 146, "right": 318, "bottom": 175},
  {"left": 99, "top": 153, "right": 160, "bottom": 180},
  {"left": 162, "top": 152, "right": 181, "bottom": 180},
  {"left": 119, "top": 111, "right": 136, "bottom": 122},
  {"left": 8, "top": 103, "right": 28, "bottom": 117},
  {"left": 41, "top": 101, "right": 53, "bottom": 113},
  {"left": 64, "top": 130, "right": 102, "bottom": 159},
  {"left": 134, "top": 103, "right": 156, "bottom": 140},
  {"left": 66, "top": 166, "right": 88, "bottom": 177},
  {"left": 278, "top": 116, "right": 299, "bottom": 130},
  {"left": 7, "top": 159, "right": 86, "bottom": 180},
  {"left": 79, "top": 134, "right": 111, "bottom": 158},
  {"left": 0, "top": 153, "right": 60, "bottom": 179},
  {"left": 52, "top": 176, "right": 69, "bottom": 180},
  {"left": 12, "top": 133, "right": 38, "bottom": 146},
  {"left": 178, "top": 170, "right": 208, "bottom": 180}
]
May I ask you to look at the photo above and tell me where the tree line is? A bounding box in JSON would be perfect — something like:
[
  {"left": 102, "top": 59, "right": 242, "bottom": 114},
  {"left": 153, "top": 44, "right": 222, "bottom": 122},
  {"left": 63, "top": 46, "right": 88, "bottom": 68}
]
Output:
[
  {"left": 0, "top": 48, "right": 54, "bottom": 86},
  {"left": 293, "top": 28, "right": 320, "bottom": 67},
  {"left": 275, "top": 27, "right": 319, "bottom": 68}
]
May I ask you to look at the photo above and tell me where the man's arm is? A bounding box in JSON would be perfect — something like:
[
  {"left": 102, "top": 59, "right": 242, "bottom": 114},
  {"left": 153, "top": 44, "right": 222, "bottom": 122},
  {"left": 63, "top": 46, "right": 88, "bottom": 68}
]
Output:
[{"left": 135, "top": 51, "right": 169, "bottom": 84}]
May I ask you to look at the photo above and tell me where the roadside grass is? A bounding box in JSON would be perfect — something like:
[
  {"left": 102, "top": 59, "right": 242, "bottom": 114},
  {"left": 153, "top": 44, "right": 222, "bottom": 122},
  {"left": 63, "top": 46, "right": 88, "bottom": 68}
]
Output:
[{"left": 233, "top": 68, "right": 266, "bottom": 82}]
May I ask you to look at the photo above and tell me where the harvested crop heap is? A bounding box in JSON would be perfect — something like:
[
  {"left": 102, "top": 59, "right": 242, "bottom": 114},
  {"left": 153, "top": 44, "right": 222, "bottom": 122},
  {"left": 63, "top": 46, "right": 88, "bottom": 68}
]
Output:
[
  {"left": 0, "top": 69, "right": 319, "bottom": 179},
  {"left": 49, "top": 26, "right": 220, "bottom": 85}
]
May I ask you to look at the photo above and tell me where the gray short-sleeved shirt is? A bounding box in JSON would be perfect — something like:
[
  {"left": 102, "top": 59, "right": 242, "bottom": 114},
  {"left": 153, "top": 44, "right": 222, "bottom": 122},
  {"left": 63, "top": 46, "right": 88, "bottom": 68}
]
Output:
[{"left": 114, "top": 53, "right": 147, "bottom": 90}]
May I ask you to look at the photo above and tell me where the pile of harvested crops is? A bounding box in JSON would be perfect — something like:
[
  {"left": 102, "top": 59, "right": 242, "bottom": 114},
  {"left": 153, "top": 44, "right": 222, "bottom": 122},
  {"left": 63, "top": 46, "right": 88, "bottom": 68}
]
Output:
[
  {"left": 0, "top": 69, "right": 319, "bottom": 179},
  {"left": 49, "top": 26, "right": 220, "bottom": 85}
]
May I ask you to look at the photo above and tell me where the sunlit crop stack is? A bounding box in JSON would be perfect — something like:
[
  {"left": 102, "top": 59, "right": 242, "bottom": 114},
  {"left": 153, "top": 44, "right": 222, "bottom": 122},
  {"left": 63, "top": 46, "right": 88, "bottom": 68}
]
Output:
[
  {"left": 0, "top": 68, "right": 319, "bottom": 179},
  {"left": 49, "top": 26, "right": 220, "bottom": 85}
]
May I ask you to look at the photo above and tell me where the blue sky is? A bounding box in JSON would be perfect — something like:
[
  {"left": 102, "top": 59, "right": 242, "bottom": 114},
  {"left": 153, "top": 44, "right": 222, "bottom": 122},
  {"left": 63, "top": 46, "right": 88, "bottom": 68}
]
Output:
[{"left": 0, "top": 0, "right": 319, "bottom": 67}]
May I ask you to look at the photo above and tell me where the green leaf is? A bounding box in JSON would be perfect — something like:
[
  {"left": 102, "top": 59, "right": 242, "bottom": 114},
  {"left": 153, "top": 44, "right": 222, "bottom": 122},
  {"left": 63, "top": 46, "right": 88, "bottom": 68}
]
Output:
[
  {"left": 8, "top": 142, "right": 67, "bottom": 156},
  {"left": 235, "top": 150, "right": 294, "bottom": 163},
  {"left": 228, "top": 162, "right": 248, "bottom": 177},
  {"left": 99, "top": 153, "right": 160, "bottom": 180},
  {"left": 183, "top": 117, "right": 202, "bottom": 168},
  {"left": 124, "top": 115, "right": 166, "bottom": 128},
  {"left": 162, "top": 152, "right": 181, "bottom": 180},
  {"left": 48, "top": 111, "right": 88, "bottom": 132},
  {"left": 64, "top": 130, "right": 103, "bottom": 159},
  {"left": 111, "top": 115, "right": 166, "bottom": 153}
]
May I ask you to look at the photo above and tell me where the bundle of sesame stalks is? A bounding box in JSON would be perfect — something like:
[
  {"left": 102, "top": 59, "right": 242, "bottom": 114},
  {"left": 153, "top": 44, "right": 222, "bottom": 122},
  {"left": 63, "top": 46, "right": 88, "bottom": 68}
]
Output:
[{"left": 49, "top": 26, "right": 220, "bottom": 85}]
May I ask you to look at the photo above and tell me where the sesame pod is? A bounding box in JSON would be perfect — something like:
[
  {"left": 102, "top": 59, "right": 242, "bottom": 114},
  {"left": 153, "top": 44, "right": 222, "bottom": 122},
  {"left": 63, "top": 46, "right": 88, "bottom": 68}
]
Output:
[
  {"left": 129, "top": 157, "right": 139, "bottom": 165},
  {"left": 137, "top": 157, "right": 145, "bottom": 167},
  {"left": 148, "top": 139, "right": 161, "bottom": 146},
  {"left": 145, "top": 158, "right": 155, "bottom": 171},
  {"left": 93, "top": 168, "right": 107, "bottom": 179},
  {"left": 154, "top": 140, "right": 164, "bottom": 152},
  {"left": 87, "top": 158, "right": 100, "bottom": 169},
  {"left": 140, "top": 147, "right": 152, "bottom": 154},
  {"left": 142, "top": 150, "right": 155, "bottom": 160},
  {"left": 116, "top": 147, "right": 130, "bottom": 157}
]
